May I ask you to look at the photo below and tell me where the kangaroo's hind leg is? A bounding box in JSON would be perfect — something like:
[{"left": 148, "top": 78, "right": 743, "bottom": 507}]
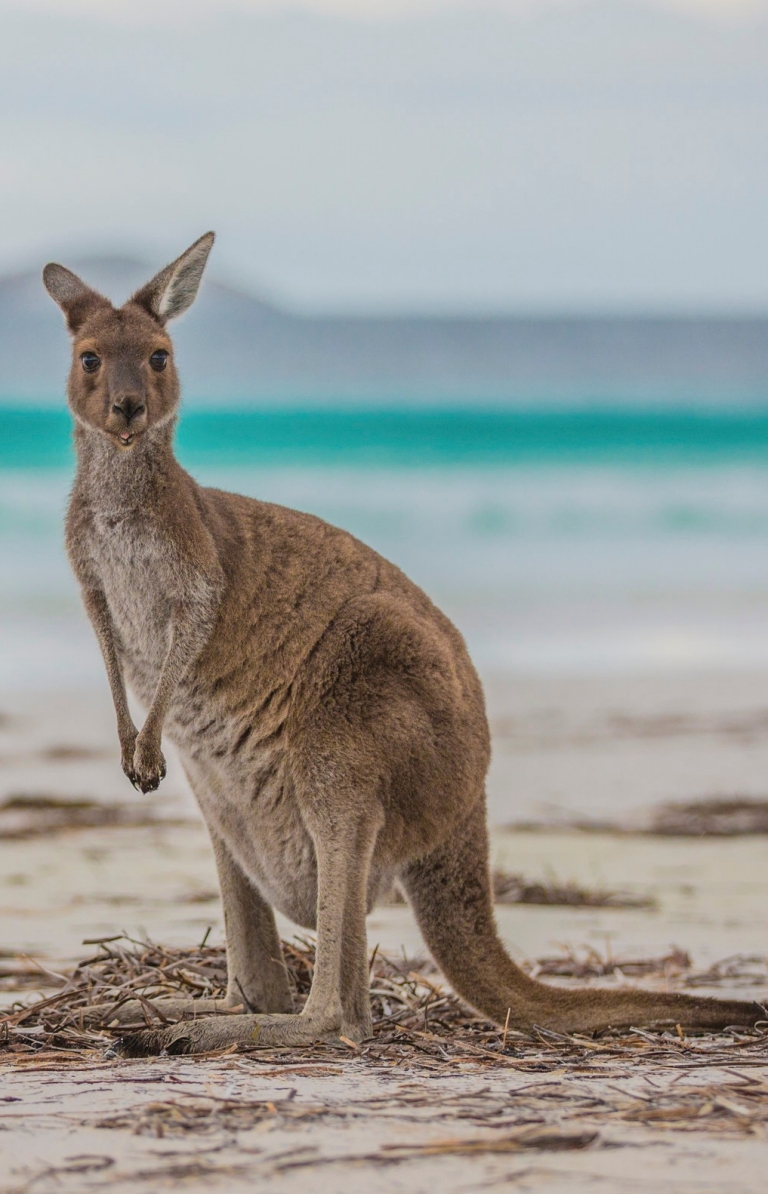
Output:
[
  {"left": 116, "top": 802, "right": 382, "bottom": 1055},
  {"left": 81, "top": 829, "right": 293, "bottom": 1029},
  {"left": 401, "top": 799, "right": 766, "bottom": 1036},
  {"left": 211, "top": 829, "right": 294, "bottom": 1014}
]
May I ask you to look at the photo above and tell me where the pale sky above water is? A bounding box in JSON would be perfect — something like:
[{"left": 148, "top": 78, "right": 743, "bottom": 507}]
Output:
[
  {"left": 4, "top": 1, "right": 764, "bottom": 20},
  {"left": 2, "top": 0, "right": 768, "bottom": 312}
]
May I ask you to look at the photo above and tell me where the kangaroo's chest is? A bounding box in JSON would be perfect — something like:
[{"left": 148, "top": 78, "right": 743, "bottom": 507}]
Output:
[{"left": 88, "top": 513, "right": 175, "bottom": 685}]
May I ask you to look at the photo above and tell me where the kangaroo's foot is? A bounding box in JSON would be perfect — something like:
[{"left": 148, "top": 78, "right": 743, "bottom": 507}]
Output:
[
  {"left": 115, "top": 1010, "right": 363, "bottom": 1056},
  {"left": 76, "top": 996, "right": 236, "bottom": 1029}
]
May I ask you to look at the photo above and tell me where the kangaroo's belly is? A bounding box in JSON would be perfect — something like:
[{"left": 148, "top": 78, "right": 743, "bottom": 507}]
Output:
[
  {"left": 181, "top": 745, "right": 321, "bottom": 928},
  {"left": 178, "top": 732, "right": 395, "bottom": 927}
]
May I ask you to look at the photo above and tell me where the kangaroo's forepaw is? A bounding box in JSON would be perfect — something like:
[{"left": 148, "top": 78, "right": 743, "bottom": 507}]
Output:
[
  {"left": 131, "top": 732, "right": 167, "bottom": 793},
  {"left": 119, "top": 727, "right": 140, "bottom": 787}
]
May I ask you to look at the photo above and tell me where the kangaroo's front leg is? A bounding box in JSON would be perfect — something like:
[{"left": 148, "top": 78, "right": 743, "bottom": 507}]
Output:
[
  {"left": 81, "top": 587, "right": 140, "bottom": 785},
  {"left": 132, "top": 599, "right": 212, "bottom": 793},
  {"left": 117, "top": 813, "right": 380, "bottom": 1055}
]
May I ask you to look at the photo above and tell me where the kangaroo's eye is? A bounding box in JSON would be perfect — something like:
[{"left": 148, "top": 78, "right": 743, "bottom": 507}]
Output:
[
  {"left": 150, "top": 350, "right": 168, "bottom": 372},
  {"left": 81, "top": 352, "right": 100, "bottom": 373}
]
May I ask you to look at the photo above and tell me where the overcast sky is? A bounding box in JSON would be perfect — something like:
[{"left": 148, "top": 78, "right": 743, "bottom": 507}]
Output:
[{"left": 2, "top": 0, "right": 768, "bottom": 313}]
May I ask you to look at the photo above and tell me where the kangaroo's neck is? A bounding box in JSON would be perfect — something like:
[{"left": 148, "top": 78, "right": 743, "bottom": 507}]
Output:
[{"left": 73, "top": 419, "right": 190, "bottom": 516}]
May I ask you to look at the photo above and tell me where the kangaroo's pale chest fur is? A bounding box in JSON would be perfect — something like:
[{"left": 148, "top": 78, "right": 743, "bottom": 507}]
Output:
[{"left": 89, "top": 512, "right": 173, "bottom": 689}]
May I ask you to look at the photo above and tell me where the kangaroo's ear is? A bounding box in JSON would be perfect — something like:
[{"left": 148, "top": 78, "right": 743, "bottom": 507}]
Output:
[
  {"left": 130, "top": 231, "right": 215, "bottom": 325},
  {"left": 42, "top": 264, "right": 109, "bottom": 335}
]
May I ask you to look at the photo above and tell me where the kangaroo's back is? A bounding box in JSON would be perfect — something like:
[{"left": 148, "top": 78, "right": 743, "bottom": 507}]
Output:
[{"left": 194, "top": 482, "right": 481, "bottom": 706}]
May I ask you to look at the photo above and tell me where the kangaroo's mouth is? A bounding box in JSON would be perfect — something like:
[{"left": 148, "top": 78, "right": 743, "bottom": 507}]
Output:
[{"left": 108, "top": 424, "right": 146, "bottom": 449}]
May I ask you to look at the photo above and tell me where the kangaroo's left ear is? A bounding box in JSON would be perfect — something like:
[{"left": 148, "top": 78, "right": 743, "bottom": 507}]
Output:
[
  {"left": 130, "top": 231, "right": 215, "bottom": 324},
  {"left": 42, "top": 264, "right": 110, "bottom": 335}
]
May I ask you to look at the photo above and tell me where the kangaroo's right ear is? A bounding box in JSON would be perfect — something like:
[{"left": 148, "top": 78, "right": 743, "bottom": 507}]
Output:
[
  {"left": 130, "top": 232, "right": 215, "bottom": 325},
  {"left": 43, "top": 264, "right": 109, "bottom": 335}
]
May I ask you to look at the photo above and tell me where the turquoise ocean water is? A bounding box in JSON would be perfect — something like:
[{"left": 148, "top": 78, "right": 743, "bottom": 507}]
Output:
[
  {"left": 4, "top": 405, "right": 768, "bottom": 689},
  {"left": 8, "top": 407, "right": 768, "bottom": 469}
]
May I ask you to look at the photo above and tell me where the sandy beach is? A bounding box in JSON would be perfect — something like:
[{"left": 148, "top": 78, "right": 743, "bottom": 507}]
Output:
[{"left": 2, "top": 668, "right": 768, "bottom": 1192}]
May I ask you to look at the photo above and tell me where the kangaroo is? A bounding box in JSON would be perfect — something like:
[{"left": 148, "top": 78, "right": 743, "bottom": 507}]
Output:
[{"left": 43, "top": 233, "right": 765, "bottom": 1056}]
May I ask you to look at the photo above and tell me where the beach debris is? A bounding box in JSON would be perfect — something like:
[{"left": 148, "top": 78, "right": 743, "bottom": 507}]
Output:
[
  {"left": 490, "top": 870, "right": 653, "bottom": 909},
  {"left": 2, "top": 935, "right": 767, "bottom": 1062},
  {"left": 492, "top": 709, "right": 768, "bottom": 747},
  {"left": 3, "top": 938, "right": 768, "bottom": 1175},
  {"left": 648, "top": 797, "right": 768, "bottom": 836},
  {"left": 384, "top": 870, "right": 654, "bottom": 909},
  {"left": 507, "top": 796, "right": 768, "bottom": 837},
  {"left": 530, "top": 944, "right": 692, "bottom": 981},
  {"left": 0, "top": 793, "right": 188, "bottom": 839}
]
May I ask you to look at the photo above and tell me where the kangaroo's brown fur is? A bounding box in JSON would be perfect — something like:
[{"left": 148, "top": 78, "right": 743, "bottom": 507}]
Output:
[{"left": 43, "top": 234, "right": 766, "bottom": 1055}]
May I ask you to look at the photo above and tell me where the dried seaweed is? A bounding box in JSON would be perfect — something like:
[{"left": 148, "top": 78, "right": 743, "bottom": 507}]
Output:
[
  {"left": 3, "top": 938, "right": 768, "bottom": 1186},
  {"left": 2, "top": 935, "right": 767, "bottom": 1072},
  {"left": 491, "top": 871, "right": 653, "bottom": 909},
  {"left": 648, "top": 797, "right": 768, "bottom": 836},
  {"left": 0, "top": 794, "right": 186, "bottom": 840},
  {"left": 509, "top": 796, "right": 768, "bottom": 837},
  {"left": 384, "top": 870, "right": 654, "bottom": 909},
  {"left": 530, "top": 944, "right": 693, "bottom": 980},
  {"left": 0, "top": 935, "right": 474, "bottom": 1052}
]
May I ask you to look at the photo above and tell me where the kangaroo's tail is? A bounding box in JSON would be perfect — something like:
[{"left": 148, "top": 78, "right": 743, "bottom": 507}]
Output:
[{"left": 400, "top": 801, "right": 765, "bottom": 1035}]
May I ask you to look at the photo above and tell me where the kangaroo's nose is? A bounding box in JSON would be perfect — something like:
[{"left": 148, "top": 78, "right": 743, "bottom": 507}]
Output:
[{"left": 112, "top": 395, "right": 146, "bottom": 423}]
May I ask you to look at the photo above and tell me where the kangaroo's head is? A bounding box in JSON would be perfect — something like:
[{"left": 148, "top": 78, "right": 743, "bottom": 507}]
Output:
[{"left": 43, "top": 232, "right": 215, "bottom": 449}]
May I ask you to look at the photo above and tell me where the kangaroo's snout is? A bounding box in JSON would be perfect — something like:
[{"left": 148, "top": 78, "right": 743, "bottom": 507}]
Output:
[
  {"left": 112, "top": 395, "right": 146, "bottom": 422},
  {"left": 106, "top": 388, "right": 149, "bottom": 447}
]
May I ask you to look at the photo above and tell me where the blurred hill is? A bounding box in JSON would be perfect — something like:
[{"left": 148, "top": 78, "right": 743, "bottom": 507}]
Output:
[{"left": 2, "top": 255, "right": 768, "bottom": 407}]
